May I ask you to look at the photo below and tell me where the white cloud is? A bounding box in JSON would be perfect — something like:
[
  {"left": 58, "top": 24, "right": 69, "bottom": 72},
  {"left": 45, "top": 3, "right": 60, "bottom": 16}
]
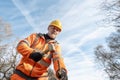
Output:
[
  {"left": 76, "top": 26, "right": 115, "bottom": 46},
  {"left": 12, "top": 0, "right": 37, "bottom": 29},
  {"left": 10, "top": 0, "right": 114, "bottom": 80},
  {"left": 61, "top": 26, "right": 115, "bottom": 80}
]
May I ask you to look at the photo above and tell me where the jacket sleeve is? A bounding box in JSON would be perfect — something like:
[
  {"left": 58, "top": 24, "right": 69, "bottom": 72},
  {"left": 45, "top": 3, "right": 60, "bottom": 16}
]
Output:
[
  {"left": 52, "top": 44, "right": 67, "bottom": 73},
  {"left": 16, "top": 33, "right": 37, "bottom": 57}
]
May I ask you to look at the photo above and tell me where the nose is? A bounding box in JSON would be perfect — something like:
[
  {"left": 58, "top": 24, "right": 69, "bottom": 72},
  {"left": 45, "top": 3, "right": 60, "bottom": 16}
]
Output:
[
  {"left": 54, "top": 28, "right": 57, "bottom": 32},
  {"left": 52, "top": 27, "right": 57, "bottom": 32}
]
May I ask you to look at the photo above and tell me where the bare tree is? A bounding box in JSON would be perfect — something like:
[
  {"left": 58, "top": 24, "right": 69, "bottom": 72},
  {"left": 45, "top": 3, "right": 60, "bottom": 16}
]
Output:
[
  {"left": 0, "top": 17, "right": 20, "bottom": 80},
  {"left": 94, "top": 30, "right": 120, "bottom": 80},
  {"left": 0, "top": 17, "right": 12, "bottom": 42},
  {"left": 101, "top": 0, "right": 120, "bottom": 27},
  {"left": 0, "top": 45, "right": 20, "bottom": 80},
  {"left": 94, "top": 0, "right": 120, "bottom": 79}
]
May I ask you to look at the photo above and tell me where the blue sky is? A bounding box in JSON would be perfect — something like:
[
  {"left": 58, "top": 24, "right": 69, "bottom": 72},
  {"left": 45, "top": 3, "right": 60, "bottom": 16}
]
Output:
[{"left": 0, "top": 0, "right": 116, "bottom": 80}]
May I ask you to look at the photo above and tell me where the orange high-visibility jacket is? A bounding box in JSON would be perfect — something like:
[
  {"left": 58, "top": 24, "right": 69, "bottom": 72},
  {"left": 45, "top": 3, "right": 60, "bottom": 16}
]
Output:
[{"left": 16, "top": 33, "right": 67, "bottom": 78}]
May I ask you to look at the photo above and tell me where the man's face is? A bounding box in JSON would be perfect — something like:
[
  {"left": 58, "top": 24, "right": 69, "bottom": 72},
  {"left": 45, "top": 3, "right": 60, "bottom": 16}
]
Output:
[{"left": 48, "top": 25, "right": 61, "bottom": 39}]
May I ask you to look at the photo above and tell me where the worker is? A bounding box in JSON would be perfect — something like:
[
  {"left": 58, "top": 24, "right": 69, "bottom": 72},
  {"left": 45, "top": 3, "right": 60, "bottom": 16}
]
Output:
[{"left": 10, "top": 20, "right": 68, "bottom": 80}]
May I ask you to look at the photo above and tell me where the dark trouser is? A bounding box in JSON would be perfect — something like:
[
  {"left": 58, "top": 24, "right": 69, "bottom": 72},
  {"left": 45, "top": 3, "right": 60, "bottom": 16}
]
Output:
[{"left": 14, "top": 69, "right": 38, "bottom": 80}]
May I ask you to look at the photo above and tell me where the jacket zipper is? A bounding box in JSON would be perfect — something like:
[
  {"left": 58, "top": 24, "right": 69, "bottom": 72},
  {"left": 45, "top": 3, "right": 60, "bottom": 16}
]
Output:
[{"left": 29, "top": 62, "right": 36, "bottom": 77}]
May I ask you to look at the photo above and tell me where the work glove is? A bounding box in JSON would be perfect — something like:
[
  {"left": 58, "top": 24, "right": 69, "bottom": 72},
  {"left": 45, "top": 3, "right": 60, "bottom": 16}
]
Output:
[
  {"left": 56, "top": 69, "right": 68, "bottom": 80},
  {"left": 29, "top": 52, "right": 43, "bottom": 62}
]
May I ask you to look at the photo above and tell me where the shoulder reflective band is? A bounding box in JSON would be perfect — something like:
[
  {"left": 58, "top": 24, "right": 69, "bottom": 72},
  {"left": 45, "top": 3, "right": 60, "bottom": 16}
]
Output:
[
  {"left": 17, "top": 40, "right": 30, "bottom": 47},
  {"left": 23, "top": 39, "right": 30, "bottom": 46}
]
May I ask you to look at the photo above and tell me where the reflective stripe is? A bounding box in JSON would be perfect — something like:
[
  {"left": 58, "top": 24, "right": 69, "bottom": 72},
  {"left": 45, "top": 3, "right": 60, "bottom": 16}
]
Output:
[
  {"left": 43, "top": 49, "right": 49, "bottom": 54},
  {"left": 38, "top": 59, "right": 50, "bottom": 67},
  {"left": 23, "top": 39, "right": 30, "bottom": 46},
  {"left": 53, "top": 57, "right": 59, "bottom": 62},
  {"left": 17, "top": 40, "right": 30, "bottom": 48},
  {"left": 43, "top": 53, "right": 53, "bottom": 59},
  {"left": 47, "top": 53, "right": 52, "bottom": 59}
]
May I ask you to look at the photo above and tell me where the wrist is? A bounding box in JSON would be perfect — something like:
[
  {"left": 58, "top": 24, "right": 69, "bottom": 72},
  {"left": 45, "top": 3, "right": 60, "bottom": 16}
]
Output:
[{"left": 56, "top": 68, "right": 67, "bottom": 79}]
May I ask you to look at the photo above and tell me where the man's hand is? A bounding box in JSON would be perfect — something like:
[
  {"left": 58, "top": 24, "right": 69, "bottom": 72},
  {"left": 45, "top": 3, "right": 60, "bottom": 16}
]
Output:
[
  {"left": 56, "top": 69, "right": 68, "bottom": 80},
  {"left": 29, "top": 52, "right": 43, "bottom": 62}
]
